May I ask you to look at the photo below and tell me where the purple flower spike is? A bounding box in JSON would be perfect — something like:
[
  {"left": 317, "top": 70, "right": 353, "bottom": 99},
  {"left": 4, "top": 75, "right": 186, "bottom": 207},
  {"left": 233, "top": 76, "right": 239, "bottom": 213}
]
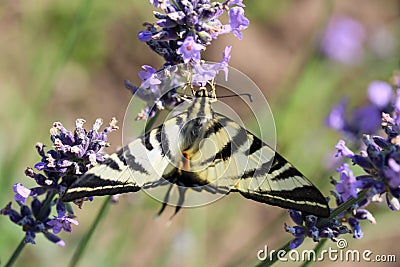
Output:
[
  {"left": 227, "top": 7, "right": 249, "bottom": 40},
  {"left": 177, "top": 36, "right": 205, "bottom": 63},
  {"left": 367, "top": 81, "right": 393, "bottom": 108},
  {"left": 13, "top": 183, "right": 31, "bottom": 204}
]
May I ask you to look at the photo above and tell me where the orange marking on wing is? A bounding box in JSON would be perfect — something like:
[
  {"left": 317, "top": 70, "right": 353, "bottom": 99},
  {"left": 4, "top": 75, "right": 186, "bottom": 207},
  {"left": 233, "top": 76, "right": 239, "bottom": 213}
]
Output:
[{"left": 182, "top": 152, "right": 190, "bottom": 170}]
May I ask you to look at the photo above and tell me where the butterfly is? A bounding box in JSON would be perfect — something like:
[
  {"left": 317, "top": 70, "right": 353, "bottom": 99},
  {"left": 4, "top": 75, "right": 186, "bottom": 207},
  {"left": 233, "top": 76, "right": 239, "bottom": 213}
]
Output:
[{"left": 61, "top": 88, "right": 330, "bottom": 218}]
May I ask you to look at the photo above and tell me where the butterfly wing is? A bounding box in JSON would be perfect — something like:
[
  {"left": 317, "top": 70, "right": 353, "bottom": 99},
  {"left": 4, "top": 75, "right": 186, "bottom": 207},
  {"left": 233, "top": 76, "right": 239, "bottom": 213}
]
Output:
[
  {"left": 61, "top": 113, "right": 187, "bottom": 202},
  {"left": 193, "top": 113, "right": 330, "bottom": 217}
]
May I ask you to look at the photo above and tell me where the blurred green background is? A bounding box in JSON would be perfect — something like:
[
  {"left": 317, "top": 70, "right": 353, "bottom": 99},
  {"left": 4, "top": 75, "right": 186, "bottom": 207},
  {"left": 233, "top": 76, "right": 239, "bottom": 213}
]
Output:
[{"left": 1, "top": 0, "right": 400, "bottom": 266}]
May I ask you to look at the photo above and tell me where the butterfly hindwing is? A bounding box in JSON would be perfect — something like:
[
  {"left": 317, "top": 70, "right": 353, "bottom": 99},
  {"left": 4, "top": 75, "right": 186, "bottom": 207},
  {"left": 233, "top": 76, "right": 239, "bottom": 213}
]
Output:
[{"left": 205, "top": 113, "right": 330, "bottom": 217}]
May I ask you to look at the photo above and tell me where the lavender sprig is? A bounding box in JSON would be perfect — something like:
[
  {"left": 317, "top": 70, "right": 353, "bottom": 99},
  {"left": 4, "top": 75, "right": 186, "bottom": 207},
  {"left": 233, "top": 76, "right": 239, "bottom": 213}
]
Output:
[
  {"left": 285, "top": 75, "right": 400, "bottom": 249},
  {"left": 1, "top": 118, "right": 118, "bottom": 248},
  {"left": 125, "top": 0, "right": 249, "bottom": 119}
]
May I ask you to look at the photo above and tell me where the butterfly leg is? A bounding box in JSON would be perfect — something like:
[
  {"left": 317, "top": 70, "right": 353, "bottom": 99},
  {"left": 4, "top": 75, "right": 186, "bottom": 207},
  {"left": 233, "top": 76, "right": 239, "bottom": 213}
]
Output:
[
  {"left": 170, "top": 186, "right": 188, "bottom": 220},
  {"left": 155, "top": 183, "right": 174, "bottom": 218}
]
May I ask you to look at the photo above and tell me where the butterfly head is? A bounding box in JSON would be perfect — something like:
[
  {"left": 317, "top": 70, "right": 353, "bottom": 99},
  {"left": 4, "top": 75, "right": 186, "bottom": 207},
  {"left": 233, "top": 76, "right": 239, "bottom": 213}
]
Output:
[{"left": 194, "top": 88, "right": 213, "bottom": 98}]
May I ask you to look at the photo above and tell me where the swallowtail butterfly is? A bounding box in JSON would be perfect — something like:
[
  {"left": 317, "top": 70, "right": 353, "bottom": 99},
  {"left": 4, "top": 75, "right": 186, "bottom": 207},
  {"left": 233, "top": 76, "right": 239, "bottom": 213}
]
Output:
[{"left": 62, "top": 88, "right": 330, "bottom": 217}]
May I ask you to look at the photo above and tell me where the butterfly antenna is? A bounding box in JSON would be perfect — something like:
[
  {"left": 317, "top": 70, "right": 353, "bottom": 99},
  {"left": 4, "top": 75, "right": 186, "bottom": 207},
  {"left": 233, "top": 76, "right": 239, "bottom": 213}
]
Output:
[
  {"left": 217, "top": 93, "right": 253, "bottom": 102},
  {"left": 154, "top": 183, "right": 174, "bottom": 219}
]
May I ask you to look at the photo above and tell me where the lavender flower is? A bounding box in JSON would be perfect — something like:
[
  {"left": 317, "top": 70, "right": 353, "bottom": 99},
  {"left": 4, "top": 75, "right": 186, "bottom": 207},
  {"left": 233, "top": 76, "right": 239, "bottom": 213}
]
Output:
[
  {"left": 1, "top": 118, "right": 118, "bottom": 246},
  {"left": 47, "top": 211, "right": 79, "bottom": 234},
  {"left": 177, "top": 36, "right": 205, "bottom": 63},
  {"left": 334, "top": 164, "right": 360, "bottom": 201},
  {"left": 13, "top": 183, "right": 32, "bottom": 204},
  {"left": 127, "top": 1, "right": 244, "bottom": 120},
  {"left": 284, "top": 210, "right": 350, "bottom": 249},
  {"left": 287, "top": 74, "right": 400, "bottom": 247},
  {"left": 138, "top": 0, "right": 248, "bottom": 65}
]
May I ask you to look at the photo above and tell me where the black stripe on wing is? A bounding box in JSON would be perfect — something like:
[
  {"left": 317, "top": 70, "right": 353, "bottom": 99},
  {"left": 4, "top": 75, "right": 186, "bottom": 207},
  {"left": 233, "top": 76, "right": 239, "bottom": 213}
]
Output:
[
  {"left": 61, "top": 173, "right": 140, "bottom": 202},
  {"left": 201, "top": 119, "right": 248, "bottom": 164},
  {"left": 142, "top": 131, "right": 154, "bottom": 151},
  {"left": 237, "top": 185, "right": 330, "bottom": 217},
  {"left": 116, "top": 148, "right": 149, "bottom": 175}
]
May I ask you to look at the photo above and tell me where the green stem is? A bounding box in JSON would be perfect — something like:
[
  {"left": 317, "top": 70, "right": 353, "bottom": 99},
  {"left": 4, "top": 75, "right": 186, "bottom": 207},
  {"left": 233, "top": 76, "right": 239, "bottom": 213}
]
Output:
[
  {"left": 317, "top": 190, "right": 367, "bottom": 228},
  {"left": 300, "top": 239, "right": 327, "bottom": 267},
  {"left": 4, "top": 238, "right": 26, "bottom": 267},
  {"left": 37, "top": 191, "right": 57, "bottom": 220},
  {"left": 69, "top": 195, "right": 112, "bottom": 267}
]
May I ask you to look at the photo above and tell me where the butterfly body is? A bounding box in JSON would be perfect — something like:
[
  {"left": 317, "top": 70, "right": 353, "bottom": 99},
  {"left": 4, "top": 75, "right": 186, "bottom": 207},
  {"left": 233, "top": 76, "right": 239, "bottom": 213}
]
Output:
[{"left": 62, "top": 89, "right": 330, "bottom": 217}]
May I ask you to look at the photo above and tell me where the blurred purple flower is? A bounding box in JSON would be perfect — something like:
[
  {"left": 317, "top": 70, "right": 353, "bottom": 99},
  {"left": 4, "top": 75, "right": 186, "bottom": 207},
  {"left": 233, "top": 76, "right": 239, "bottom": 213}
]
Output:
[
  {"left": 177, "top": 36, "right": 205, "bottom": 63},
  {"left": 352, "top": 105, "right": 381, "bottom": 134},
  {"left": 367, "top": 81, "right": 393, "bottom": 108},
  {"left": 327, "top": 81, "right": 394, "bottom": 140},
  {"left": 326, "top": 98, "right": 347, "bottom": 131},
  {"left": 320, "top": 16, "right": 366, "bottom": 65}
]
